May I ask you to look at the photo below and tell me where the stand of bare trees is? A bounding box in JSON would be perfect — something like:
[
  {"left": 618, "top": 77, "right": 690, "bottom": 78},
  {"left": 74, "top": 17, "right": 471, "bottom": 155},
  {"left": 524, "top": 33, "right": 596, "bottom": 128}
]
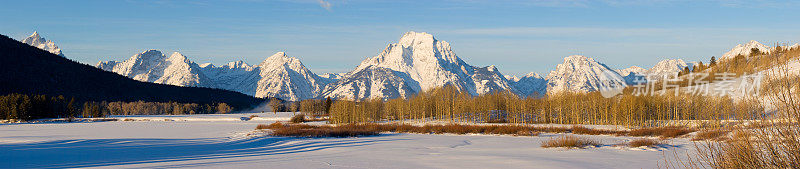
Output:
[{"left": 327, "top": 85, "right": 763, "bottom": 127}]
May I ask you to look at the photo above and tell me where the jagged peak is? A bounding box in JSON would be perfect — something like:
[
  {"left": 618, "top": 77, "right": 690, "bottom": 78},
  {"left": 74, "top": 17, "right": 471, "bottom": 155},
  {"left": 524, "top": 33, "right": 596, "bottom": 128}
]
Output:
[
  {"left": 398, "top": 31, "right": 436, "bottom": 47},
  {"left": 486, "top": 65, "right": 497, "bottom": 71},
  {"left": 653, "top": 59, "right": 686, "bottom": 66},
  {"left": 125, "top": 50, "right": 165, "bottom": 63},
  {"left": 168, "top": 52, "right": 187, "bottom": 60},
  {"left": 28, "top": 31, "right": 41, "bottom": 39},
  {"left": 563, "top": 55, "right": 592, "bottom": 62},
  {"left": 225, "top": 60, "right": 251, "bottom": 69},
  {"left": 199, "top": 63, "right": 214, "bottom": 68},
  {"left": 625, "top": 65, "right": 645, "bottom": 70},
  {"left": 23, "top": 31, "right": 48, "bottom": 44},
  {"left": 257, "top": 52, "right": 307, "bottom": 71},
  {"left": 259, "top": 52, "right": 288, "bottom": 65},
  {"left": 523, "top": 72, "right": 542, "bottom": 79},
  {"left": 505, "top": 75, "right": 519, "bottom": 81},
  {"left": 271, "top": 51, "right": 287, "bottom": 58},
  {"left": 141, "top": 49, "right": 162, "bottom": 54},
  {"left": 133, "top": 49, "right": 164, "bottom": 58}
]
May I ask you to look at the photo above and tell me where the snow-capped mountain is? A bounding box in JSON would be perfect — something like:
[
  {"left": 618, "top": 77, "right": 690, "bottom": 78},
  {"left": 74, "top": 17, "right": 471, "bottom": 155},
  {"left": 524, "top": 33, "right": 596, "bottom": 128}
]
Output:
[
  {"left": 614, "top": 59, "right": 695, "bottom": 84},
  {"left": 198, "top": 60, "right": 260, "bottom": 96},
  {"left": 544, "top": 55, "right": 627, "bottom": 93},
  {"left": 22, "top": 32, "right": 63, "bottom": 56},
  {"left": 321, "top": 31, "right": 514, "bottom": 100},
  {"left": 249, "top": 52, "right": 333, "bottom": 101},
  {"left": 510, "top": 72, "right": 547, "bottom": 97},
  {"left": 647, "top": 59, "right": 691, "bottom": 78},
  {"left": 98, "top": 51, "right": 330, "bottom": 101},
  {"left": 98, "top": 50, "right": 212, "bottom": 87},
  {"left": 92, "top": 32, "right": 777, "bottom": 100},
  {"left": 721, "top": 40, "right": 770, "bottom": 60},
  {"left": 616, "top": 66, "right": 647, "bottom": 85}
]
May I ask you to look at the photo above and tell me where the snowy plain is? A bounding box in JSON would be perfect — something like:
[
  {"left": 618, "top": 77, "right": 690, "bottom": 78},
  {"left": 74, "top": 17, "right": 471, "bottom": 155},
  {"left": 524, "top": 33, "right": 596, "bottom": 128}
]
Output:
[{"left": 1, "top": 112, "right": 694, "bottom": 169}]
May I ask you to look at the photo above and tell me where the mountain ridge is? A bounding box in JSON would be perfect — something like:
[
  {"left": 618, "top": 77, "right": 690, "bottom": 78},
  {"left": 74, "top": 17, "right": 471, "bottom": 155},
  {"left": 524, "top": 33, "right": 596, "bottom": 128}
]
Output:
[{"left": 81, "top": 31, "right": 777, "bottom": 100}]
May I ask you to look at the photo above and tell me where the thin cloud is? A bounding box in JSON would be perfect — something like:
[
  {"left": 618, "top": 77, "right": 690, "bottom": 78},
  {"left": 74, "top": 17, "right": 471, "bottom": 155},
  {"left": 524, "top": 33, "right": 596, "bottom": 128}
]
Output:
[{"left": 318, "top": 0, "right": 332, "bottom": 11}]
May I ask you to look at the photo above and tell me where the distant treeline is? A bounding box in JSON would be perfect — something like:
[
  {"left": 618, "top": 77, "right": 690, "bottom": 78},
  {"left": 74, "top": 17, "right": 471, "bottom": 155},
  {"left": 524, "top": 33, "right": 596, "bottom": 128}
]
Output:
[
  {"left": 267, "top": 98, "right": 332, "bottom": 117},
  {"left": 328, "top": 85, "right": 764, "bottom": 127},
  {"left": 0, "top": 93, "right": 233, "bottom": 121}
]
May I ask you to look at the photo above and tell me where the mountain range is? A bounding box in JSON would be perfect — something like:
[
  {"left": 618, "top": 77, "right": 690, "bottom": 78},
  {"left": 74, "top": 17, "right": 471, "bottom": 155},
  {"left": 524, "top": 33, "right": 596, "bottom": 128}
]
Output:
[{"left": 22, "top": 31, "right": 772, "bottom": 101}]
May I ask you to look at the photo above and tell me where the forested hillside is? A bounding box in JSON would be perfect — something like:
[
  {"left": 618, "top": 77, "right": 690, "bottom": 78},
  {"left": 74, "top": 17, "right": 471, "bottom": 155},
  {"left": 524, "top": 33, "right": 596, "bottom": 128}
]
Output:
[{"left": 0, "top": 34, "right": 266, "bottom": 114}]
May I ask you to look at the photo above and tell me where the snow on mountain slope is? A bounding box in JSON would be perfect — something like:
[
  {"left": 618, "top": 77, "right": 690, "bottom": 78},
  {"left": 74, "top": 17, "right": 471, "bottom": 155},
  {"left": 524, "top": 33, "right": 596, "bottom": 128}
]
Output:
[
  {"left": 99, "top": 51, "right": 329, "bottom": 101},
  {"left": 511, "top": 72, "right": 547, "bottom": 97},
  {"left": 721, "top": 40, "right": 770, "bottom": 60},
  {"left": 320, "top": 73, "right": 344, "bottom": 80},
  {"left": 617, "top": 66, "right": 647, "bottom": 77},
  {"left": 545, "top": 55, "right": 627, "bottom": 93},
  {"left": 199, "top": 60, "right": 260, "bottom": 96},
  {"left": 250, "top": 52, "right": 333, "bottom": 101},
  {"left": 98, "top": 50, "right": 212, "bottom": 87},
  {"left": 321, "top": 31, "right": 514, "bottom": 100},
  {"left": 21, "top": 32, "right": 63, "bottom": 56},
  {"left": 647, "top": 59, "right": 691, "bottom": 79},
  {"left": 614, "top": 59, "right": 695, "bottom": 85}
]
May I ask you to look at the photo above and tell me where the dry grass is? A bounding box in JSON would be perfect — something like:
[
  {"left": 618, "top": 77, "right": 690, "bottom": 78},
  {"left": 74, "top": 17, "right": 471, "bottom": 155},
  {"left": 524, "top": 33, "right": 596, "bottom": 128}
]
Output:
[
  {"left": 485, "top": 119, "right": 508, "bottom": 123},
  {"left": 541, "top": 135, "right": 600, "bottom": 148},
  {"left": 259, "top": 122, "right": 379, "bottom": 137},
  {"left": 289, "top": 114, "right": 306, "bottom": 123},
  {"left": 628, "top": 126, "right": 693, "bottom": 138},
  {"left": 362, "top": 123, "right": 559, "bottom": 136},
  {"left": 571, "top": 125, "right": 625, "bottom": 135},
  {"left": 256, "top": 123, "right": 565, "bottom": 137},
  {"left": 691, "top": 129, "right": 730, "bottom": 141},
  {"left": 305, "top": 116, "right": 328, "bottom": 122},
  {"left": 256, "top": 122, "right": 694, "bottom": 139},
  {"left": 627, "top": 138, "right": 661, "bottom": 147}
]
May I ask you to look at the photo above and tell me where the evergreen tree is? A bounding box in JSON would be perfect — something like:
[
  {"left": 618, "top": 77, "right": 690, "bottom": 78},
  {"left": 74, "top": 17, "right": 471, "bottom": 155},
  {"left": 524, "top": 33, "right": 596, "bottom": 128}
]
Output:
[
  {"left": 324, "top": 97, "right": 332, "bottom": 114},
  {"left": 710, "top": 56, "right": 717, "bottom": 66}
]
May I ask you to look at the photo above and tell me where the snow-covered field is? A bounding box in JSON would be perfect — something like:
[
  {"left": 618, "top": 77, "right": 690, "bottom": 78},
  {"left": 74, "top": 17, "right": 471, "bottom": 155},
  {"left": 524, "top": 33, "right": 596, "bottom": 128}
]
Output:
[{"left": 1, "top": 112, "right": 693, "bottom": 169}]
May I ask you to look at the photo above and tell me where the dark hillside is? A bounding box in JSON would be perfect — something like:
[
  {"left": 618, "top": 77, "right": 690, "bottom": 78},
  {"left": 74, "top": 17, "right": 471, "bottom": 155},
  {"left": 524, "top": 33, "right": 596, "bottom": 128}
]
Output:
[{"left": 0, "top": 34, "right": 266, "bottom": 110}]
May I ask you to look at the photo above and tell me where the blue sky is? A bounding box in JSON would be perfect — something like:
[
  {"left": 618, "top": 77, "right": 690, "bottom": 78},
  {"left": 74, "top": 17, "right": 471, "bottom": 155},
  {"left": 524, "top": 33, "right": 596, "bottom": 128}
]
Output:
[{"left": 2, "top": 0, "right": 800, "bottom": 76}]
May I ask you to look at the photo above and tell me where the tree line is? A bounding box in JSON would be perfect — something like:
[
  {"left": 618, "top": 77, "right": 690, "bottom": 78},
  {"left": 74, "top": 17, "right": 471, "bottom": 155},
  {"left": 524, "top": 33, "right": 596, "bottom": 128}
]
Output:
[
  {"left": 0, "top": 93, "right": 233, "bottom": 121},
  {"left": 327, "top": 85, "right": 764, "bottom": 127}
]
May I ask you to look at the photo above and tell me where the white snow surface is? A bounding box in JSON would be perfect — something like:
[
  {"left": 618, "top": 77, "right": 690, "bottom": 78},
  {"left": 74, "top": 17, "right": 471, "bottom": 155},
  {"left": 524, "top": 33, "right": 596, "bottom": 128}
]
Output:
[
  {"left": 21, "top": 31, "right": 64, "bottom": 56},
  {"left": 1, "top": 113, "right": 693, "bottom": 169}
]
